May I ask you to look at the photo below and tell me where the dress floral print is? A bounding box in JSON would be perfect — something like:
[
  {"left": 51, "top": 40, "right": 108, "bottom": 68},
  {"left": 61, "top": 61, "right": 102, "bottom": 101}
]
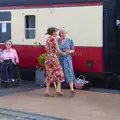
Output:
[{"left": 45, "top": 36, "right": 64, "bottom": 83}]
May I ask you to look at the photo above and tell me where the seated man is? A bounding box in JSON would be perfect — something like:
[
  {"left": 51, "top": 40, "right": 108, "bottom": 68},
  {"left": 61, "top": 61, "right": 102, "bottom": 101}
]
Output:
[{"left": 0, "top": 40, "right": 19, "bottom": 82}]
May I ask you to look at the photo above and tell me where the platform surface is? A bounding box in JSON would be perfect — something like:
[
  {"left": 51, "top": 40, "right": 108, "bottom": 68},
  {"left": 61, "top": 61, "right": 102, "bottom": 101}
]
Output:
[{"left": 0, "top": 82, "right": 120, "bottom": 120}]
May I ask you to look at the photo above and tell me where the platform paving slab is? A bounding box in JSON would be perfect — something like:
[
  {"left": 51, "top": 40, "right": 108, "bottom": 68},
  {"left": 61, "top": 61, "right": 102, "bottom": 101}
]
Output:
[{"left": 0, "top": 108, "right": 66, "bottom": 120}]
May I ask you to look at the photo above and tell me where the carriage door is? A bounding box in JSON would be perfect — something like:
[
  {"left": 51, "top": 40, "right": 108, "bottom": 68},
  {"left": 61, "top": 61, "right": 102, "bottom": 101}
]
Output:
[
  {"left": 22, "top": 9, "right": 38, "bottom": 45},
  {"left": 114, "top": 0, "right": 120, "bottom": 72}
]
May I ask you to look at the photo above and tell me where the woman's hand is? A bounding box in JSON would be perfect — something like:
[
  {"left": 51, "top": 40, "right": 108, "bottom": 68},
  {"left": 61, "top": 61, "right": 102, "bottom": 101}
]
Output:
[
  {"left": 65, "top": 49, "right": 74, "bottom": 54},
  {"left": 16, "top": 59, "right": 19, "bottom": 63},
  {"left": 65, "top": 49, "right": 71, "bottom": 54},
  {"left": 62, "top": 52, "right": 67, "bottom": 56}
]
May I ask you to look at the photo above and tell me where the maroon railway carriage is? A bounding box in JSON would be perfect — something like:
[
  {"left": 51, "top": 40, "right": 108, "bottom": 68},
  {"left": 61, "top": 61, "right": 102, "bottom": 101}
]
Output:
[{"left": 0, "top": 0, "right": 119, "bottom": 89}]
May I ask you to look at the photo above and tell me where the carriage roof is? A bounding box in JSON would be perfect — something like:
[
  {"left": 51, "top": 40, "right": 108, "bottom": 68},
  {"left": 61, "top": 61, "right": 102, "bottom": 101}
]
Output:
[{"left": 0, "top": 0, "right": 104, "bottom": 7}]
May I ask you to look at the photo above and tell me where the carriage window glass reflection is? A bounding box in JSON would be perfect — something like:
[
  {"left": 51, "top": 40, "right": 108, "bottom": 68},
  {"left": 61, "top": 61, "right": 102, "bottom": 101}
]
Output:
[{"left": 25, "top": 15, "right": 35, "bottom": 39}]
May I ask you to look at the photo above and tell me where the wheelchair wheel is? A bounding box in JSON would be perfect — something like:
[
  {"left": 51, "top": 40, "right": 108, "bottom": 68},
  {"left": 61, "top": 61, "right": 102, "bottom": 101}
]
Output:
[
  {"left": 0, "top": 73, "right": 2, "bottom": 85},
  {"left": 14, "top": 72, "right": 22, "bottom": 86},
  {"left": 0, "top": 65, "right": 22, "bottom": 88},
  {"left": 1, "top": 81, "right": 10, "bottom": 88},
  {"left": 0, "top": 73, "right": 9, "bottom": 88}
]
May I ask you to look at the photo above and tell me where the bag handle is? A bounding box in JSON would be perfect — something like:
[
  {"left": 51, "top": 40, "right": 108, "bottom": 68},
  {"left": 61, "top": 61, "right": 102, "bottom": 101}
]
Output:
[{"left": 77, "top": 75, "right": 85, "bottom": 80}]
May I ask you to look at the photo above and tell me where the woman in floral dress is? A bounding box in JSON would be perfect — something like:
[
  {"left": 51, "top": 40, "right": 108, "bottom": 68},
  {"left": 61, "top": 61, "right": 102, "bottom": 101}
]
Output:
[{"left": 44, "top": 27, "right": 67, "bottom": 97}]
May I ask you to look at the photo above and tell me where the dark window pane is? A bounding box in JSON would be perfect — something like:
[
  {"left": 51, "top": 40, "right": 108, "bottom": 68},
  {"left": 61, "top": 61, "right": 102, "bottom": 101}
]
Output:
[
  {"left": 0, "top": 23, "right": 11, "bottom": 43},
  {"left": 0, "top": 12, "right": 11, "bottom": 21},
  {"left": 25, "top": 15, "right": 35, "bottom": 28},
  {"left": 25, "top": 30, "right": 35, "bottom": 39}
]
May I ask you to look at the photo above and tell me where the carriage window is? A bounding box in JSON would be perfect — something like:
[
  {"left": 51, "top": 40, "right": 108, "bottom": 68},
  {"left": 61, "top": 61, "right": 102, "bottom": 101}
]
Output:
[
  {"left": 0, "top": 12, "right": 11, "bottom": 43},
  {"left": 25, "top": 15, "right": 35, "bottom": 39}
]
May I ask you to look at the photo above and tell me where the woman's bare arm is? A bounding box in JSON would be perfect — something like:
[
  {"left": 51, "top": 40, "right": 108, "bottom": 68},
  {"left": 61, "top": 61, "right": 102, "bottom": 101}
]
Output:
[
  {"left": 69, "top": 39, "right": 75, "bottom": 54},
  {"left": 69, "top": 50, "right": 74, "bottom": 54},
  {"left": 54, "top": 39, "right": 66, "bottom": 56},
  {"left": 14, "top": 49, "right": 19, "bottom": 63}
]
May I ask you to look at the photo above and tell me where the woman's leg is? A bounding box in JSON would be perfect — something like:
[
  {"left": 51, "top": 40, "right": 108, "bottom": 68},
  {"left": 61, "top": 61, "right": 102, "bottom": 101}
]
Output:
[
  {"left": 7, "top": 63, "right": 14, "bottom": 79},
  {"left": 44, "top": 82, "right": 52, "bottom": 97},
  {"left": 2, "top": 65, "right": 9, "bottom": 82},
  {"left": 69, "top": 82, "right": 74, "bottom": 91},
  {"left": 45, "top": 82, "right": 50, "bottom": 93},
  {"left": 56, "top": 82, "right": 61, "bottom": 91},
  {"left": 56, "top": 82, "right": 64, "bottom": 95},
  {"left": 69, "top": 82, "right": 75, "bottom": 96}
]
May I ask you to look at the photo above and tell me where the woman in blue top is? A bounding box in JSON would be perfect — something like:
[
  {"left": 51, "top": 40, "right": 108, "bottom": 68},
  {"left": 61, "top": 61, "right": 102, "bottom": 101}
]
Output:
[{"left": 58, "top": 28, "right": 76, "bottom": 95}]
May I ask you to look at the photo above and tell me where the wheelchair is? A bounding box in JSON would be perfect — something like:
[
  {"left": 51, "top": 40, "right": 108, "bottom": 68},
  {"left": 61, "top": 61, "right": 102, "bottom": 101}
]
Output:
[{"left": 0, "top": 60, "right": 22, "bottom": 88}]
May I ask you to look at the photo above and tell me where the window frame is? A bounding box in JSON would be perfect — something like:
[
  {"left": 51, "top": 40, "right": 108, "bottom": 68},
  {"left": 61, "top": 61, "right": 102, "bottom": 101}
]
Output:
[{"left": 24, "top": 15, "right": 36, "bottom": 40}]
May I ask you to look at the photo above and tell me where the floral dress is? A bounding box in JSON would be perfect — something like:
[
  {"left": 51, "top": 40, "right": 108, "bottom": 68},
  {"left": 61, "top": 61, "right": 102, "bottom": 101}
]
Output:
[{"left": 45, "top": 36, "right": 64, "bottom": 83}]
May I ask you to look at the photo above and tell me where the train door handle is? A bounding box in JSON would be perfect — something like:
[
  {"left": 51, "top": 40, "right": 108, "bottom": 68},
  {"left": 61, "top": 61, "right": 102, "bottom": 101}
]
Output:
[{"left": 33, "top": 42, "right": 37, "bottom": 44}]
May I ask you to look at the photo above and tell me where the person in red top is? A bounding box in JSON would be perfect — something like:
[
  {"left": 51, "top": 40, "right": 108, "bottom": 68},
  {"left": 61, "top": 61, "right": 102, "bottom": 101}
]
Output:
[{"left": 45, "top": 27, "right": 67, "bottom": 97}]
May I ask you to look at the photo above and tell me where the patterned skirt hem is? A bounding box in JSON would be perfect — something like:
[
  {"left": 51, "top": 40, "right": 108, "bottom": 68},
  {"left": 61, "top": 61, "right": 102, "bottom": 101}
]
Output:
[{"left": 46, "top": 79, "right": 65, "bottom": 84}]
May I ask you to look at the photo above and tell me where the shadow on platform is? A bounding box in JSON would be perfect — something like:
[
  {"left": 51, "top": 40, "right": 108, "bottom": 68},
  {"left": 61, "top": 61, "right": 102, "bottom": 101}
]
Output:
[
  {"left": 0, "top": 80, "right": 120, "bottom": 98},
  {"left": 0, "top": 81, "right": 41, "bottom": 97}
]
